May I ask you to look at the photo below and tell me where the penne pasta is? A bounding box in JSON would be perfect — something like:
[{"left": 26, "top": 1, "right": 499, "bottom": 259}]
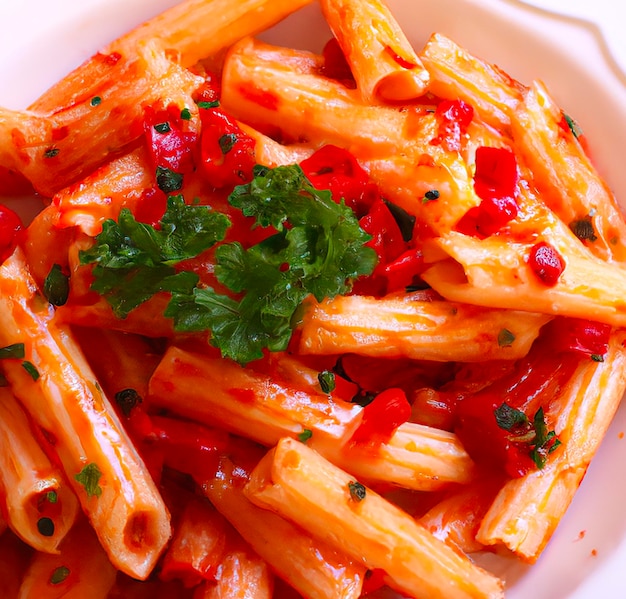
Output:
[
  {"left": 0, "top": 250, "right": 171, "bottom": 579},
  {"left": 319, "top": 0, "right": 429, "bottom": 102},
  {"left": 0, "top": 386, "right": 79, "bottom": 554},
  {"left": 298, "top": 292, "right": 551, "bottom": 362},
  {"left": 245, "top": 437, "right": 504, "bottom": 598}
]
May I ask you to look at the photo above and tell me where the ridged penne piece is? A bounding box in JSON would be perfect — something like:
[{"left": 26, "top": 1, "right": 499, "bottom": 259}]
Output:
[
  {"left": 319, "top": 0, "right": 429, "bottom": 102},
  {"left": 476, "top": 330, "right": 626, "bottom": 561},
  {"left": 2, "top": 42, "right": 202, "bottom": 197},
  {"left": 17, "top": 520, "right": 118, "bottom": 599},
  {"left": 299, "top": 293, "right": 551, "bottom": 362},
  {"left": 0, "top": 387, "right": 79, "bottom": 554},
  {"left": 510, "top": 81, "right": 626, "bottom": 262},
  {"left": 246, "top": 438, "right": 504, "bottom": 598},
  {"left": 222, "top": 37, "right": 416, "bottom": 156},
  {"left": 202, "top": 454, "right": 366, "bottom": 599},
  {"left": 0, "top": 249, "right": 171, "bottom": 580},
  {"left": 419, "top": 32, "right": 524, "bottom": 130},
  {"left": 422, "top": 183, "right": 626, "bottom": 327},
  {"left": 149, "top": 346, "right": 476, "bottom": 490}
]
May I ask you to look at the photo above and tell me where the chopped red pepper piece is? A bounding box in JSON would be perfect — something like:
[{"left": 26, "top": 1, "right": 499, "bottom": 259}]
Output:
[
  {"left": 0, "top": 204, "right": 25, "bottom": 263},
  {"left": 430, "top": 99, "right": 474, "bottom": 152},
  {"left": 528, "top": 241, "right": 565, "bottom": 286},
  {"left": 300, "top": 144, "right": 376, "bottom": 215},
  {"left": 382, "top": 247, "right": 425, "bottom": 292},
  {"left": 349, "top": 387, "right": 411, "bottom": 446},
  {"left": 543, "top": 316, "right": 611, "bottom": 357},
  {"left": 199, "top": 107, "right": 256, "bottom": 189}
]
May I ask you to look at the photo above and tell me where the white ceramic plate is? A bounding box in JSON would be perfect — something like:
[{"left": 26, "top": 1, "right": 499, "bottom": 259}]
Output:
[{"left": 2, "top": 1, "right": 626, "bottom": 597}]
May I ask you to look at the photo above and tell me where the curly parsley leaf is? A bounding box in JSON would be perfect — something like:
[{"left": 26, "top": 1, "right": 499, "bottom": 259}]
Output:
[
  {"left": 74, "top": 463, "right": 103, "bottom": 498},
  {"left": 167, "top": 164, "right": 377, "bottom": 363},
  {"left": 79, "top": 195, "right": 230, "bottom": 318}
]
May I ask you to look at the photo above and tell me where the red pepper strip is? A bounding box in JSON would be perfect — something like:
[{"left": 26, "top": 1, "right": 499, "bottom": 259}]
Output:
[
  {"left": 199, "top": 107, "right": 256, "bottom": 189},
  {"left": 349, "top": 387, "right": 411, "bottom": 446},
  {"left": 383, "top": 247, "right": 425, "bottom": 293},
  {"left": 300, "top": 144, "right": 377, "bottom": 215},
  {"left": 528, "top": 241, "right": 565, "bottom": 286},
  {"left": 133, "top": 186, "right": 169, "bottom": 228},
  {"left": 147, "top": 415, "right": 231, "bottom": 481},
  {"left": 360, "top": 199, "right": 408, "bottom": 267},
  {"left": 320, "top": 38, "right": 356, "bottom": 87},
  {"left": 0, "top": 204, "right": 24, "bottom": 263},
  {"left": 454, "top": 341, "right": 579, "bottom": 478},
  {"left": 144, "top": 104, "right": 198, "bottom": 174},
  {"left": 543, "top": 316, "right": 611, "bottom": 357},
  {"left": 430, "top": 99, "right": 474, "bottom": 152}
]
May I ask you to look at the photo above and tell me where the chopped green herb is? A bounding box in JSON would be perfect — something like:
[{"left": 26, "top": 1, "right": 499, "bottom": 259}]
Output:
[
  {"left": 167, "top": 164, "right": 376, "bottom": 364},
  {"left": 44, "top": 147, "right": 60, "bottom": 159},
  {"left": 197, "top": 100, "right": 220, "bottom": 109},
  {"left": 115, "top": 388, "right": 142, "bottom": 417},
  {"left": 528, "top": 407, "right": 561, "bottom": 469},
  {"left": 155, "top": 166, "right": 184, "bottom": 194},
  {"left": 50, "top": 566, "right": 70, "bottom": 585},
  {"left": 218, "top": 133, "right": 238, "bottom": 154},
  {"left": 79, "top": 195, "right": 230, "bottom": 318},
  {"left": 297, "top": 429, "right": 313, "bottom": 443},
  {"left": 43, "top": 264, "right": 70, "bottom": 306},
  {"left": 383, "top": 199, "right": 415, "bottom": 242},
  {"left": 591, "top": 354, "right": 605, "bottom": 362},
  {"left": 90, "top": 96, "right": 102, "bottom": 107},
  {"left": 46, "top": 490, "right": 58, "bottom": 504},
  {"left": 422, "top": 189, "right": 440, "bottom": 204},
  {"left": 318, "top": 370, "right": 336, "bottom": 394},
  {"left": 497, "top": 328, "right": 516, "bottom": 347},
  {"left": 154, "top": 122, "right": 171, "bottom": 134},
  {"left": 0, "top": 343, "right": 25, "bottom": 359},
  {"left": 74, "top": 463, "right": 103, "bottom": 498},
  {"left": 180, "top": 107, "right": 192, "bottom": 121},
  {"left": 22, "top": 361, "right": 40, "bottom": 381},
  {"left": 569, "top": 218, "right": 597, "bottom": 242},
  {"left": 564, "top": 113, "right": 583, "bottom": 139},
  {"left": 37, "top": 517, "right": 55, "bottom": 537},
  {"left": 348, "top": 481, "right": 366, "bottom": 502},
  {"left": 494, "top": 402, "right": 528, "bottom": 432},
  {"left": 351, "top": 390, "right": 376, "bottom": 408}
]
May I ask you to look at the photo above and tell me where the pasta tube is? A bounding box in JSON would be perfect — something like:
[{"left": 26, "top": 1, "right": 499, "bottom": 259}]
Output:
[
  {"left": 0, "top": 250, "right": 171, "bottom": 580},
  {"left": 477, "top": 330, "right": 626, "bottom": 561},
  {"left": 298, "top": 293, "right": 551, "bottom": 362},
  {"left": 245, "top": 437, "right": 504, "bottom": 598},
  {"left": 319, "top": 0, "right": 429, "bottom": 102},
  {"left": 0, "top": 387, "right": 79, "bottom": 554},
  {"left": 202, "top": 453, "right": 366, "bottom": 599}
]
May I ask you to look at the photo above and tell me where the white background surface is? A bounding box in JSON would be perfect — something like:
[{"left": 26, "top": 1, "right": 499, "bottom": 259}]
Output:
[{"left": 1, "top": 1, "right": 626, "bottom": 597}]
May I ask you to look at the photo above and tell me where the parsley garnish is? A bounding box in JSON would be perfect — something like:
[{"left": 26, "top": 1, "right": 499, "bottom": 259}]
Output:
[
  {"left": 348, "top": 481, "right": 367, "bottom": 502},
  {"left": 115, "top": 388, "right": 142, "bottom": 417},
  {"left": 591, "top": 354, "right": 605, "bottom": 362},
  {"left": 494, "top": 403, "right": 561, "bottom": 469},
  {"left": 74, "top": 463, "right": 103, "bottom": 498},
  {"left": 154, "top": 122, "right": 171, "bottom": 134},
  {"left": 318, "top": 370, "right": 336, "bottom": 394},
  {"left": 46, "top": 490, "right": 58, "bottom": 504},
  {"left": 79, "top": 195, "right": 230, "bottom": 318},
  {"left": 497, "top": 328, "right": 516, "bottom": 347},
  {"left": 22, "top": 361, "right": 40, "bottom": 381},
  {"left": 197, "top": 100, "right": 220, "bottom": 109},
  {"left": 50, "top": 566, "right": 70, "bottom": 585},
  {"left": 167, "top": 164, "right": 376, "bottom": 363},
  {"left": 155, "top": 166, "right": 184, "bottom": 193},
  {"left": 219, "top": 133, "right": 238, "bottom": 154},
  {"left": 298, "top": 429, "right": 313, "bottom": 443},
  {"left": 43, "top": 264, "right": 70, "bottom": 306},
  {"left": 564, "top": 113, "right": 583, "bottom": 139},
  {"left": 180, "top": 107, "right": 192, "bottom": 120},
  {"left": 44, "top": 147, "right": 60, "bottom": 159},
  {"left": 90, "top": 96, "right": 102, "bottom": 107},
  {"left": 0, "top": 343, "right": 25, "bottom": 359}
]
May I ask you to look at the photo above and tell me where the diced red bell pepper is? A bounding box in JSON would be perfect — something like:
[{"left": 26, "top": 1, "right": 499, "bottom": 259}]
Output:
[
  {"left": 528, "top": 241, "right": 565, "bottom": 286},
  {"left": 0, "top": 204, "right": 25, "bottom": 263},
  {"left": 349, "top": 387, "right": 411, "bottom": 446},
  {"left": 144, "top": 104, "right": 198, "bottom": 175},
  {"left": 543, "top": 316, "right": 611, "bottom": 357},
  {"left": 199, "top": 107, "right": 256, "bottom": 189},
  {"left": 300, "top": 144, "right": 377, "bottom": 215},
  {"left": 430, "top": 99, "right": 474, "bottom": 152},
  {"left": 383, "top": 247, "right": 425, "bottom": 293}
]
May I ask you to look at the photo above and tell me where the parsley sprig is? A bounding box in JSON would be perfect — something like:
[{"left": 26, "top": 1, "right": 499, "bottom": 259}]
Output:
[
  {"left": 79, "top": 195, "right": 230, "bottom": 318},
  {"left": 80, "top": 164, "right": 377, "bottom": 364}
]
